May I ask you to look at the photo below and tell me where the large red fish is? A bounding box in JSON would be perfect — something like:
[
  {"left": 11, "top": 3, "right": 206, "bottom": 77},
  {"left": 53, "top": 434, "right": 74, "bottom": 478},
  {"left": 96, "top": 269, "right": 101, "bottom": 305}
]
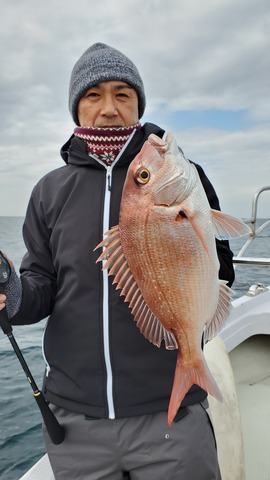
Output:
[{"left": 95, "top": 133, "right": 250, "bottom": 426}]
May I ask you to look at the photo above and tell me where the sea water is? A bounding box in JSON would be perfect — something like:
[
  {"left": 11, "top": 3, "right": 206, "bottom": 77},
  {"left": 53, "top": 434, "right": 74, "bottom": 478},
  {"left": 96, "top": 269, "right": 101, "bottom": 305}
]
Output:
[{"left": 0, "top": 216, "right": 269, "bottom": 480}]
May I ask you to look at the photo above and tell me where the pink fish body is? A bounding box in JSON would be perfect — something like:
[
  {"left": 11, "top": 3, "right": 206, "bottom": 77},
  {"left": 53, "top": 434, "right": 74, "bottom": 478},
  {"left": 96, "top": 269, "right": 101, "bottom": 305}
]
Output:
[{"left": 95, "top": 133, "right": 250, "bottom": 426}]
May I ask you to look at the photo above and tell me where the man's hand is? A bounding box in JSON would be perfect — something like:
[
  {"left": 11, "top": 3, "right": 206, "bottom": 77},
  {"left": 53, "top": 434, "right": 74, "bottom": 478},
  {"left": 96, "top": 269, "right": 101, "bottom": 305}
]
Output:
[{"left": 0, "top": 294, "right": 6, "bottom": 311}]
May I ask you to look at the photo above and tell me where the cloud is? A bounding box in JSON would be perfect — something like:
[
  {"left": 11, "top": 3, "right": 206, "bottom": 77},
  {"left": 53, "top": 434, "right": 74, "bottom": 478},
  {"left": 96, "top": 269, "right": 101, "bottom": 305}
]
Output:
[{"left": 0, "top": 0, "right": 269, "bottom": 218}]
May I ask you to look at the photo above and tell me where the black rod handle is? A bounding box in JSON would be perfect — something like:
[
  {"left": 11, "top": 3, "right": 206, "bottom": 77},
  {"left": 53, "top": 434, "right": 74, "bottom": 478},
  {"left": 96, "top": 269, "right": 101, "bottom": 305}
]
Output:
[
  {"left": 0, "top": 304, "right": 12, "bottom": 335},
  {"left": 34, "top": 390, "right": 65, "bottom": 445},
  {"left": 8, "top": 329, "right": 40, "bottom": 392},
  {"left": 0, "top": 308, "right": 39, "bottom": 390}
]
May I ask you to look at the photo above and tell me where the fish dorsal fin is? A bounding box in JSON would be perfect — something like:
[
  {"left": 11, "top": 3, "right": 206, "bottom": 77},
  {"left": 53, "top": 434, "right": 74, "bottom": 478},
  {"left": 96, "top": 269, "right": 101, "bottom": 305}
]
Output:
[
  {"left": 94, "top": 226, "right": 178, "bottom": 350},
  {"left": 204, "top": 280, "right": 234, "bottom": 343},
  {"left": 211, "top": 209, "right": 251, "bottom": 240}
]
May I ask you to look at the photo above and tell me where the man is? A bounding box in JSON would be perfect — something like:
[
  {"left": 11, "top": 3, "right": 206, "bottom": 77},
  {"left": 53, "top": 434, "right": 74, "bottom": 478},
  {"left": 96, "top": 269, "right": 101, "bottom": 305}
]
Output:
[{"left": 0, "top": 43, "right": 234, "bottom": 479}]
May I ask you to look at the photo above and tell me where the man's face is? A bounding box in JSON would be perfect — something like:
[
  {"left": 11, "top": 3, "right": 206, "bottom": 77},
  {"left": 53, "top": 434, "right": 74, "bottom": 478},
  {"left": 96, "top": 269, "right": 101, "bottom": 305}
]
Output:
[{"left": 77, "top": 80, "right": 139, "bottom": 127}]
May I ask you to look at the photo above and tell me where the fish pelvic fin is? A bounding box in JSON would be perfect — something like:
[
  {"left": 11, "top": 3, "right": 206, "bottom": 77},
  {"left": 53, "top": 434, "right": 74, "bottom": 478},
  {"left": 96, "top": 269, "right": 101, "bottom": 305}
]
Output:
[
  {"left": 94, "top": 226, "right": 178, "bottom": 350},
  {"left": 168, "top": 354, "right": 223, "bottom": 427},
  {"left": 211, "top": 209, "right": 251, "bottom": 240},
  {"left": 204, "top": 280, "right": 234, "bottom": 343}
]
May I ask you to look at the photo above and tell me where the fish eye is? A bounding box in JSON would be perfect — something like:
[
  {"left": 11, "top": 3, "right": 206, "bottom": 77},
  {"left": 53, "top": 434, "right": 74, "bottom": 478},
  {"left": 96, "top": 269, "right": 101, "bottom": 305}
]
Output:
[{"left": 135, "top": 167, "right": 150, "bottom": 185}]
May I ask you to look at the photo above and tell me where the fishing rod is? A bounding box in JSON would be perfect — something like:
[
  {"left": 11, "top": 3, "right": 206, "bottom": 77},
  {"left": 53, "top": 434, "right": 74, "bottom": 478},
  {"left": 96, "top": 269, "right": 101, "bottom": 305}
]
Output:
[{"left": 0, "top": 251, "right": 65, "bottom": 445}]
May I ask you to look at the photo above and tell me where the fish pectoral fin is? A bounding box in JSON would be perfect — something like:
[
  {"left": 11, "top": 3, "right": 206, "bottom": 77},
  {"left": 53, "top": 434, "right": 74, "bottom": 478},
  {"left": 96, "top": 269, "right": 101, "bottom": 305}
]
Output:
[
  {"left": 204, "top": 280, "right": 234, "bottom": 343},
  {"left": 211, "top": 209, "right": 251, "bottom": 240},
  {"left": 94, "top": 225, "right": 177, "bottom": 351},
  {"left": 187, "top": 212, "right": 215, "bottom": 267}
]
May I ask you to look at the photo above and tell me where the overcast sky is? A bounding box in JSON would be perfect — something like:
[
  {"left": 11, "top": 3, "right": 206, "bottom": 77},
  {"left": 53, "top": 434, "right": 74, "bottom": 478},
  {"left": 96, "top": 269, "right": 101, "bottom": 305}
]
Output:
[{"left": 0, "top": 0, "right": 269, "bottom": 218}]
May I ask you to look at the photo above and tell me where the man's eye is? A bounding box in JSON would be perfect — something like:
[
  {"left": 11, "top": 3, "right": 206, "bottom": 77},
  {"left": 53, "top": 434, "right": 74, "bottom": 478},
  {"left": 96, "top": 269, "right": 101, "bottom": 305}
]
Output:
[{"left": 86, "top": 92, "right": 99, "bottom": 98}]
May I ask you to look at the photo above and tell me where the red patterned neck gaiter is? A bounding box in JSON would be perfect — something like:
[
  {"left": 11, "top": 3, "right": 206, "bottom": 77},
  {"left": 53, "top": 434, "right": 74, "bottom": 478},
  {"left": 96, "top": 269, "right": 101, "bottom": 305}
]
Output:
[{"left": 74, "top": 123, "right": 141, "bottom": 166}]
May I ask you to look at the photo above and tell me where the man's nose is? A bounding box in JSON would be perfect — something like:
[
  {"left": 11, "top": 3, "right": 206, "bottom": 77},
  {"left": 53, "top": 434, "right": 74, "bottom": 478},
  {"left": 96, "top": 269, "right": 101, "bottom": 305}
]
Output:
[{"left": 100, "top": 95, "right": 118, "bottom": 116}]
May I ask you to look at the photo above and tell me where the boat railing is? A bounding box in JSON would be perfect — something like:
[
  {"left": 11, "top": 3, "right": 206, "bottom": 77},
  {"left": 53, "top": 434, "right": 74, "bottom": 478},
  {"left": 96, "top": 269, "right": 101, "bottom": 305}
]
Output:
[{"left": 233, "top": 186, "right": 270, "bottom": 267}]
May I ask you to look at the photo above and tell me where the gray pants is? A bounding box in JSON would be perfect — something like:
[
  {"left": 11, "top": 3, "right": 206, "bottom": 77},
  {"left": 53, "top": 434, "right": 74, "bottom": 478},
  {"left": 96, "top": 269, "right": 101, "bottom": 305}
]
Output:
[{"left": 44, "top": 401, "right": 221, "bottom": 480}]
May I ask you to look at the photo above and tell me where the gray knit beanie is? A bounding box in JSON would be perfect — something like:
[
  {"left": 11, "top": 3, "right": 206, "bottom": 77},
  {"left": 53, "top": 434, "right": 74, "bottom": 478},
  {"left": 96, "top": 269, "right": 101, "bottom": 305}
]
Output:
[{"left": 69, "top": 43, "right": 146, "bottom": 125}]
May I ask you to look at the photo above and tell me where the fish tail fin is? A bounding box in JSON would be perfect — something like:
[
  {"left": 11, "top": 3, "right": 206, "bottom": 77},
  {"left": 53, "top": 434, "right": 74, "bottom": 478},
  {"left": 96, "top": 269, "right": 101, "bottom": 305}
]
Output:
[{"left": 168, "top": 354, "right": 223, "bottom": 427}]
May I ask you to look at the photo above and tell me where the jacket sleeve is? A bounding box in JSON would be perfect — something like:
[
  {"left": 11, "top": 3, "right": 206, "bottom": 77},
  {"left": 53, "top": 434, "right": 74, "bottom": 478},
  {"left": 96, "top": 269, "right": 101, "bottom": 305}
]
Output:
[
  {"left": 194, "top": 162, "right": 235, "bottom": 287},
  {"left": 11, "top": 186, "right": 57, "bottom": 325}
]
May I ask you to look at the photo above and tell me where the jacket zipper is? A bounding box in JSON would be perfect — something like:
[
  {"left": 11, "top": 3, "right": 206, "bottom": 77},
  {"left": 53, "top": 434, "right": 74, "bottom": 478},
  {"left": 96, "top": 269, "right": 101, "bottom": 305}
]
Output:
[
  {"left": 102, "top": 165, "right": 115, "bottom": 419},
  {"left": 101, "top": 130, "right": 137, "bottom": 419}
]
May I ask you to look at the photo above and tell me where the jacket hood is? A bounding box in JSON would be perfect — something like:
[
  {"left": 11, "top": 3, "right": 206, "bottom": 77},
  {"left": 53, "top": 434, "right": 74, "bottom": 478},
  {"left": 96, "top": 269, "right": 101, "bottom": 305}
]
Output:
[{"left": 60, "top": 134, "right": 75, "bottom": 164}]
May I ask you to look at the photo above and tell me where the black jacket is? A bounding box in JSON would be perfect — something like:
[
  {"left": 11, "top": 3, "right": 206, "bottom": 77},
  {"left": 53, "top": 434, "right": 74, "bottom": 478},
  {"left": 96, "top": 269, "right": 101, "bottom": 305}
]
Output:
[{"left": 12, "top": 123, "right": 234, "bottom": 418}]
